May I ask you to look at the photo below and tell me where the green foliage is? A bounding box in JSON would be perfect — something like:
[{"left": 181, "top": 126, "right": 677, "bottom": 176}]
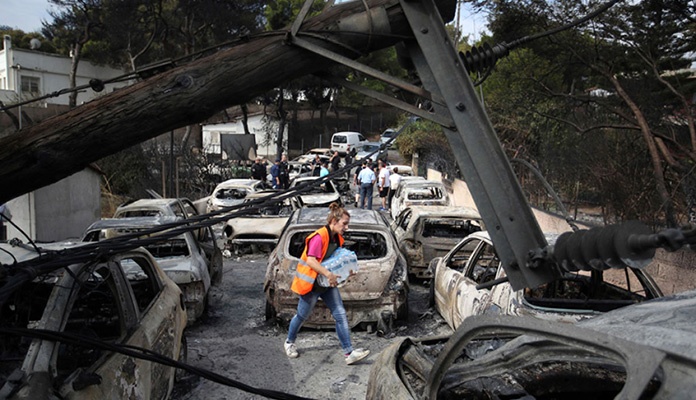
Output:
[
  {"left": 0, "top": 28, "right": 57, "bottom": 53},
  {"left": 395, "top": 118, "right": 456, "bottom": 176},
  {"left": 264, "top": 0, "right": 325, "bottom": 30}
]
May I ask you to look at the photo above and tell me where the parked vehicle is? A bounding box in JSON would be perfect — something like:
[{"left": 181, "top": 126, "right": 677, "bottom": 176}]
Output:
[
  {"left": 205, "top": 178, "right": 271, "bottom": 214},
  {"left": 380, "top": 128, "right": 397, "bottom": 148},
  {"left": 354, "top": 141, "right": 388, "bottom": 162},
  {"left": 429, "top": 231, "right": 662, "bottom": 330},
  {"left": 113, "top": 197, "right": 223, "bottom": 285},
  {"left": 114, "top": 197, "right": 199, "bottom": 219},
  {"left": 390, "top": 179, "right": 450, "bottom": 218},
  {"left": 0, "top": 243, "right": 187, "bottom": 399},
  {"left": 388, "top": 164, "right": 413, "bottom": 176},
  {"left": 330, "top": 131, "right": 368, "bottom": 156},
  {"left": 82, "top": 216, "right": 217, "bottom": 325},
  {"left": 223, "top": 190, "right": 303, "bottom": 253},
  {"left": 367, "top": 289, "right": 695, "bottom": 399},
  {"left": 391, "top": 205, "right": 483, "bottom": 278},
  {"left": 264, "top": 208, "right": 409, "bottom": 331},
  {"left": 293, "top": 148, "right": 333, "bottom": 164},
  {"left": 289, "top": 176, "right": 342, "bottom": 207}
]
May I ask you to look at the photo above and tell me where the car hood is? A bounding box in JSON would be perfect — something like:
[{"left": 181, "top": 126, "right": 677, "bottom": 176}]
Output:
[
  {"left": 298, "top": 193, "right": 340, "bottom": 204},
  {"left": 227, "top": 217, "right": 289, "bottom": 238}
]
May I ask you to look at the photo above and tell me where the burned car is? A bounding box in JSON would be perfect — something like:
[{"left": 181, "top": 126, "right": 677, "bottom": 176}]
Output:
[
  {"left": 205, "top": 178, "right": 271, "bottom": 214},
  {"left": 114, "top": 197, "right": 223, "bottom": 285},
  {"left": 223, "top": 190, "right": 302, "bottom": 253},
  {"left": 0, "top": 243, "right": 187, "bottom": 399},
  {"left": 367, "top": 290, "right": 696, "bottom": 399},
  {"left": 430, "top": 231, "right": 662, "bottom": 330},
  {"left": 390, "top": 179, "right": 450, "bottom": 219},
  {"left": 391, "top": 205, "right": 483, "bottom": 279},
  {"left": 264, "top": 208, "right": 408, "bottom": 331},
  {"left": 289, "top": 176, "right": 342, "bottom": 208},
  {"left": 82, "top": 216, "right": 215, "bottom": 325}
]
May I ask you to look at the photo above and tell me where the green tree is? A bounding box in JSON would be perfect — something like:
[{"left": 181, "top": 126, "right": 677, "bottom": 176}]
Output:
[{"left": 470, "top": 0, "right": 696, "bottom": 227}]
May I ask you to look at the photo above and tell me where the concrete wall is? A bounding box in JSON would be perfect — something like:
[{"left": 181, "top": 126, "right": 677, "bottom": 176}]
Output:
[
  {"left": 426, "top": 168, "right": 696, "bottom": 295},
  {"left": 6, "top": 168, "right": 101, "bottom": 242}
]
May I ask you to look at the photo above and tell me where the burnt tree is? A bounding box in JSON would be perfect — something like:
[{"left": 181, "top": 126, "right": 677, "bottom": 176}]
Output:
[{"left": 0, "top": 0, "right": 455, "bottom": 204}]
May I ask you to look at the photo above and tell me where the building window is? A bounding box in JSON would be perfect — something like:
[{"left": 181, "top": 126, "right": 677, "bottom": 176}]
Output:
[{"left": 20, "top": 76, "right": 40, "bottom": 96}]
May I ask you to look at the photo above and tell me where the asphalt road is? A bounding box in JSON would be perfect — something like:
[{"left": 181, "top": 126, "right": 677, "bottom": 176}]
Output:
[{"left": 171, "top": 253, "right": 451, "bottom": 400}]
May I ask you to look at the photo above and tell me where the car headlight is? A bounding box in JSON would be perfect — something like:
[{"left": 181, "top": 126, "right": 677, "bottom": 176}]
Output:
[{"left": 387, "top": 255, "right": 408, "bottom": 291}]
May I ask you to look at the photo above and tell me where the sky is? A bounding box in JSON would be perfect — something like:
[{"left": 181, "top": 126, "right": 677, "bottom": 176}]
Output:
[{"left": 1, "top": 0, "right": 489, "bottom": 41}]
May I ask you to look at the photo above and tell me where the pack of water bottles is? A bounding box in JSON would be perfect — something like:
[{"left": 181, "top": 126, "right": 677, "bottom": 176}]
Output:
[{"left": 315, "top": 247, "right": 359, "bottom": 287}]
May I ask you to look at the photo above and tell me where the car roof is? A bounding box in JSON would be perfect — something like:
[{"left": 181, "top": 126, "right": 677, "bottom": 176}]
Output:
[
  {"left": 467, "top": 230, "right": 560, "bottom": 246},
  {"left": 214, "top": 179, "right": 260, "bottom": 189},
  {"left": 402, "top": 205, "right": 481, "bottom": 219},
  {"left": 86, "top": 216, "right": 181, "bottom": 231},
  {"left": 291, "top": 207, "right": 385, "bottom": 227},
  {"left": 118, "top": 198, "right": 179, "bottom": 209},
  {"left": 401, "top": 179, "right": 445, "bottom": 188}
]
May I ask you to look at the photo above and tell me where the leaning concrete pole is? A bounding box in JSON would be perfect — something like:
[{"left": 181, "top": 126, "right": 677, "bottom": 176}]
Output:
[{"left": 0, "top": 0, "right": 455, "bottom": 204}]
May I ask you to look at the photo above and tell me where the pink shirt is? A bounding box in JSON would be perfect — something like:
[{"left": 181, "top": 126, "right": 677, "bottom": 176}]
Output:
[{"left": 306, "top": 234, "right": 324, "bottom": 259}]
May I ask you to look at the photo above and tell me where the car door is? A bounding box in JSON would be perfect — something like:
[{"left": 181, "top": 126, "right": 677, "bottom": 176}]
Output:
[
  {"left": 55, "top": 252, "right": 182, "bottom": 399},
  {"left": 181, "top": 198, "right": 223, "bottom": 285},
  {"left": 391, "top": 208, "right": 413, "bottom": 241},
  {"left": 434, "top": 237, "right": 480, "bottom": 329},
  {"left": 451, "top": 239, "right": 500, "bottom": 327}
]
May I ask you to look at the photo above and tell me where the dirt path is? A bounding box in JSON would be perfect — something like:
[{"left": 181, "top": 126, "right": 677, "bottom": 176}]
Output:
[{"left": 172, "top": 253, "right": 451, "bottom": 400}]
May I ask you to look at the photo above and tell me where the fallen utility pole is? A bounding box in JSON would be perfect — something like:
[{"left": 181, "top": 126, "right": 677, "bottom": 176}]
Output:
[{"left": 0, "top": 0, "right": 455, "bottom": 204}]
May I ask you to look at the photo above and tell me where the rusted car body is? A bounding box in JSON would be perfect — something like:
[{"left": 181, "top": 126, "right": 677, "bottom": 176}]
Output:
[
  {"left": 289, "top": 176, "right": 342, "bottom": 207},
  {"left": 0, "top": 243, "right": 187, "bottom": 399},
  {"left": 82, "top": 216, "right": 214, "bottom": 325},
  {"left": 205, "top": 179, "right": 271, "bottom": 214},
  {"left": 114, "top": 197, "right": 223, "bottom": 285},
  {"left": 367, "top": 291, "right": 696, "bottom": 399},
  {"left": 430, "top": 231, "right": 662, "bottom": 330},
  {"left": 391, "top": 205, "right": 483, "bottom": 278},
  {"left": 263, "top": 208, "right": 409, "bottom": 330},
  {"left": 223, "top": 190, "right": 301, "bottom": 252},
  {"left": 389, "top": 179, "right": 450, "bottom": 219}
]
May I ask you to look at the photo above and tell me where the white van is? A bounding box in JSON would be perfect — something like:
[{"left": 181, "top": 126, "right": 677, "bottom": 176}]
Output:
[{"left": 331, "top": 131, "right": 368, "bottom": 156}]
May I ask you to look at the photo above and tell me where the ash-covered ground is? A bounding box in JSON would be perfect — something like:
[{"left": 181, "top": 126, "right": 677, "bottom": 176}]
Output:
[{"left": 172, "top": 253, "right": 452, "bottom": 400}]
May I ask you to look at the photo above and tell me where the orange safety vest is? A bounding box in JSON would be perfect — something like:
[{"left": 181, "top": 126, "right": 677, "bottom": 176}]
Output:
[{"left": 291, "top": 226, "right": 344, "bottom": 295}]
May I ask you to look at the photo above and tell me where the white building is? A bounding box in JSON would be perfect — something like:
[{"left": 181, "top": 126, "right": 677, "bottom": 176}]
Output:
[
  {"left": 0, "top": 35, "right": 130, "bottom": 107},
  {"left": 202, "top": 110, "right": 287, "bottom": 160},
  {"left": 1, "top": 36, "right": 129, "bottom": 241}
]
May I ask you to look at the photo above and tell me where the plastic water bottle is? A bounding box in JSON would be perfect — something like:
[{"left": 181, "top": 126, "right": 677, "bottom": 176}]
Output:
[{"left": 316, "top": 248, "right": 359, "bottom": 285}]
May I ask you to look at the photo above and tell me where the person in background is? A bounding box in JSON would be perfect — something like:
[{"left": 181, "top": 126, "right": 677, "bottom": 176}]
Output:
[
  {"left": 270, "top": 158, "right": 281, "bottom": 189},
  {"left": 311, "top": 154, "right": 322, "bottom": 177},
  {"left": 357, "top": 160, "right": 376, "bottom": 210},
  {"left": 251, "top": 156, "right": 267, "bottom": 182},
  {"left": 377, "top": 159, "right": 391, "bottom": 212},
  {"left": 319, "top": 160, "right": 330, "bottom": 177},
  {"left": 330, "top": 150, "right": 341, "bottom": 172},
  {"left": 388, "top": 166, "right": 401, "bottom": 209},
  {"left": 284, "top": 202, "right": 370, "bottom": 365},
  {"left": 279, "top": 154, "right": 290, "bottom": 189}
]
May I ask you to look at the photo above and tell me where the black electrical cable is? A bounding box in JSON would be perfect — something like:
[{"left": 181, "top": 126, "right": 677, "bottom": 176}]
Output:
[
  {"left": 459, "top": 0, "right": 622, "bottom": 79},
  {"left": 0, "top": 327, "right": 316, "bottom": 400}
]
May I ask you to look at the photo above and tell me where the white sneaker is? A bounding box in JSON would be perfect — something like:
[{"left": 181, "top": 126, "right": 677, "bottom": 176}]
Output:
[
  {"left": 345, "top": 348, "right": 370, "bottom": 365},
  {"left": 284, "top": 341, "right": 298, "bottom": 358}
]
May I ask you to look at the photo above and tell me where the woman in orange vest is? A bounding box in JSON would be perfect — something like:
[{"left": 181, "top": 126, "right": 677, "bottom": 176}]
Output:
[{"left": 284, "top": 202, "right": 370, "bottom": 365}]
